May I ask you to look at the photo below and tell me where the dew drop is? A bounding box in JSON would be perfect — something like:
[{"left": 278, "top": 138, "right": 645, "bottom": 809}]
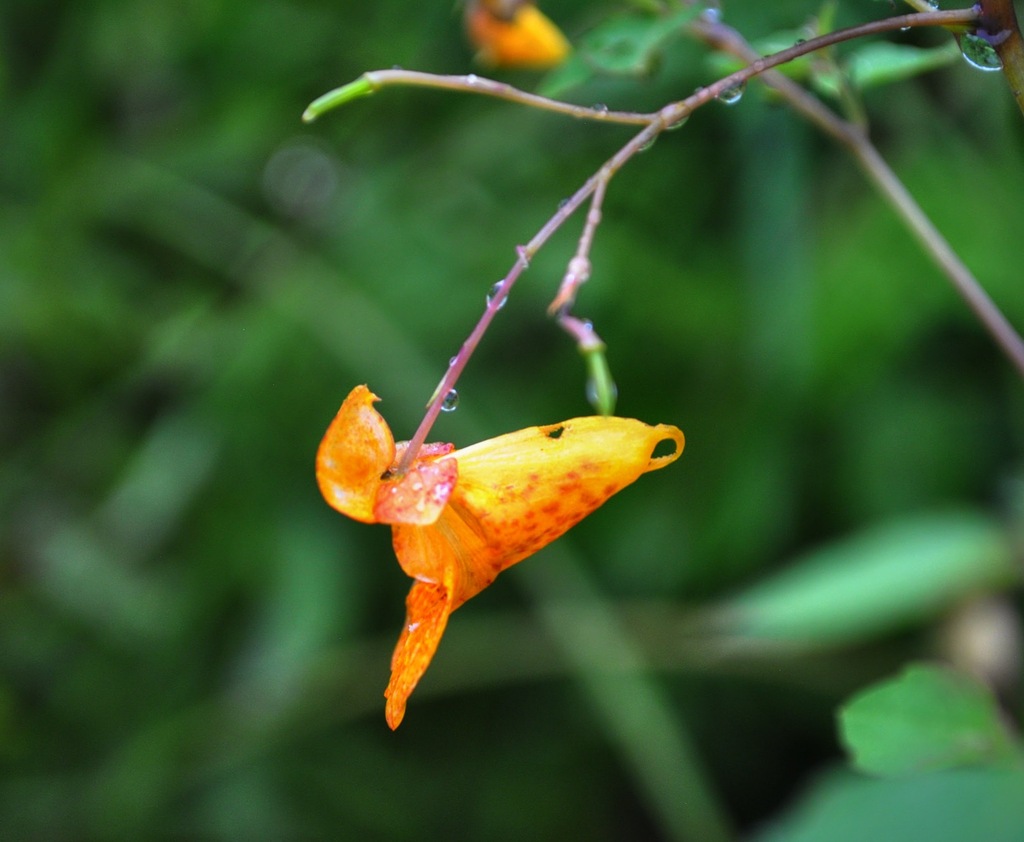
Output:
[
  {"left": 666, "top": 115, "right": 688, "bottom": 131},
  {"left": 638, "top": 135, "right": 657, "bottom": 152},
  {"left": 926, "top": 1, "right": 939, "bottom": 9},
  {"left": 959, "top": 33, "right": 1003, "bottom": 72},
  {"left": 558, "top": 197, "right": 570, "bottom": 210},
  {"left": 441, "top": 389, "right": 459, "bottom": 412},
  {"left": 449, "top": 355, "right": 458, "bottom": 367},
  {"left": 591, "top": 103, "right": 609, "bottom": 114},
  {"left": 701, "top": 5, "right": 722, "bottom": 24},
  {"left": 486, "top": 281, "right": 507, "bottom": 309},
  {"left": 716, "top": 82, "right": 745, "bottom": 105}
]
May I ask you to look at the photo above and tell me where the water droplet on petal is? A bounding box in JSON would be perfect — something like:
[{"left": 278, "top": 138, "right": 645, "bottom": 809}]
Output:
[
  {"left": 486, "top": 281, "right": 507, "bottom": 309},
  {"left": 441, "top": 389, "right": 459, "bottom": 412},
  {"left": 959, "top": 33, "right": 1003, "bottom": 72},
  {"left": 716, "top": 83, "right": 745, "bottom": 105}
]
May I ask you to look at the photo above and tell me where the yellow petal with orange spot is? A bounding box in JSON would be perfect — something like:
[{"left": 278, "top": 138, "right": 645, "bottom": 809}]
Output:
[
  {"left": 382, "top": 415, "right": 684, "bottom": 727},
  {"left": 316, "top": 385, "right": 394, "bottom": 523}
]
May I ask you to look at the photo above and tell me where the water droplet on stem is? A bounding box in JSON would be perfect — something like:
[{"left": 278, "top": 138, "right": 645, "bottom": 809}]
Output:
[
  {"left": 716, "top": 83, "right": 745, "bottom": 105},
  {"left": 441, "top": 389, "right": 459, "bottom": 412},
  {"left": 959, "top": 32, "right": 1003, "bottom": 72},
  {"left": 486, "top": 281, "right": 507, "bottom": 309}
]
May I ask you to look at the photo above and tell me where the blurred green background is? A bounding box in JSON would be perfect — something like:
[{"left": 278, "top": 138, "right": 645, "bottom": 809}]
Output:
[{"left": 2, "top": 0, "right": 1023, "bottom": 839}]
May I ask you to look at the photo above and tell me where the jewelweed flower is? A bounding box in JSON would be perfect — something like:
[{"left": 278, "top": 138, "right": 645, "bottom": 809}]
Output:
[
  {"left": 464, "top": 0, "right": 571, "bottom": 69},
  {"left": 316, "top": 385, "right": 684, "bottom": 728}
]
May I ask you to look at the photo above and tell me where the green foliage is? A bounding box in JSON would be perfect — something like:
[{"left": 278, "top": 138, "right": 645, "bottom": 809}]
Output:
[
  {"left": 756, "top": 766, "right": 1024, "bottom": 842},
  {"left": 759, "top": 663, "right": 1024, "bottom": 841},
  {"left": 839, "top": 663, "right": 1018, "bottom": 775},
  {"left": 718, "top": 512, "right": 1016, "bottom": 645},
  {"left": 540, "top": 5, "right": 702, "bottom": 95},
  {"left": 1, "top": 0, "right": 1023, "bottom": 839}
]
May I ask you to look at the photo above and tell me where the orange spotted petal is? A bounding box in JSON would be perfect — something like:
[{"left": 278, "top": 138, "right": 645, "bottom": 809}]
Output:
[
  {"left": 374, "top": 456, "right": 458, "bottom": 526},
  {"left": 385, "top": 580, "right": 453, "bottom": 730},
  {"left": 383, "top": 414, "right": 684, "bottom": 726},
  {"left": 315, "top": 385, "right": 395, "bottom": 524},
  {"left": 465, "top": 1, "right": 571, "bottom": 69}
]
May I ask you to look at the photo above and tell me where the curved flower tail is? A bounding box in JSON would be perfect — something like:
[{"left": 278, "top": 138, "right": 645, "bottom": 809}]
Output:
[{"left": 385, "top": 581, "right": 453, "bottom": 730}]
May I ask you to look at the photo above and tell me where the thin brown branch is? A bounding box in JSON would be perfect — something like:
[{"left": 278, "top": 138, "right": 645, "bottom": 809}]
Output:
[
  {"left": 691, "top": 17, "right": 1024, "bottom": 380},
  {"left": 396, "top": 6, "right": 999, "bottom": 467}
]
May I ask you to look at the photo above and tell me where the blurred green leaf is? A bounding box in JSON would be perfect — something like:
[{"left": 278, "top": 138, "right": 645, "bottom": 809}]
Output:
[
  {"left": 541, "top": 6, "right": 701, "bottom": 95},
  {"left": 838, "top": 663, "right": 1018, "bottom": 776},
  {"left": 717, "top": 512, "right": 1017, "bottom": 646},
  {"left": 813, "top": 42, "right": 960, "bottom": 98},
  {"left": 755, "top": 766, "right": 1024, "bottom": 842}
]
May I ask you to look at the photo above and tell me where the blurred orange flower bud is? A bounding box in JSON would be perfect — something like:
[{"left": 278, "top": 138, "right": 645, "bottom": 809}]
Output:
[
  {"left": 317, "top": 384, "right": 684, "bottom": 728},
  {"left": 464, "top": 0, "right": 571, "bottom": 69}
]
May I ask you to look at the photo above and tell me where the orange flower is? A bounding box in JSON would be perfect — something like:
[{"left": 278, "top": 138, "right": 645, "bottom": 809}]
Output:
[
  {"left": 316, "top": 385, "right": 684, "bottom": 728},
  {"left": 464, "top": 0, "right": 571, "bottom": 70}
]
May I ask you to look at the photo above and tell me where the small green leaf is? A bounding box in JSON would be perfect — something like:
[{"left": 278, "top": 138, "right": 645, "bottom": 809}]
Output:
[
  {"left": 839, "top": 663, "right": 1017, "bottom": 776},
  {"left": 302, "top": 75, "right": 376, "bottom": 122}
]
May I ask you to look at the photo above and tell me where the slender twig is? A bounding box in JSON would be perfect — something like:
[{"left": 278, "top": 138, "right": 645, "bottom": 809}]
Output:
[
  {"left": 549, "top": 176, "right": 605, "bottom": 316},
  {"left": 690, "top": 16, "right": 1024, "bottom": 380},
  {"left": 395, "top": 245, "right": 531, "bottom": 474},
  {"left": 393, "top": 7, "right": 987, "bottom": 469},
  {"left": 305, "top": 69, "right": 657, "bottom": 126}
]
